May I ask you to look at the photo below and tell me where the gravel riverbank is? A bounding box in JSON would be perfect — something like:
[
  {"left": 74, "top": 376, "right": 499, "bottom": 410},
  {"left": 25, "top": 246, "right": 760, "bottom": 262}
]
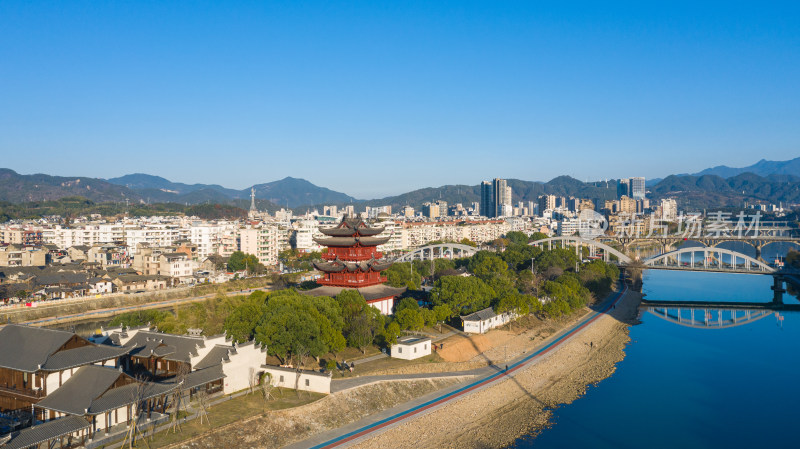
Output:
[{"left": 349, "top": 289, "right": 642, "bottom": 449}]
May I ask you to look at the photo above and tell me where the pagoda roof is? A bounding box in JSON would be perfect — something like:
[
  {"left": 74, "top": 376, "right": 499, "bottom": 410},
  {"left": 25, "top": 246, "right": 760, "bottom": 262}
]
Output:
[
  {"left": 313, "top": 235, "right": 391, "bottom": 247},
  {"left": 302, "top": 284, "right": 408, "bottom": 302},
  {"left": 313, "top": 256, "right": 393, "bottom": 273},
  {"left": 318, "top": 216, "right": 385, "bottom": 237}
]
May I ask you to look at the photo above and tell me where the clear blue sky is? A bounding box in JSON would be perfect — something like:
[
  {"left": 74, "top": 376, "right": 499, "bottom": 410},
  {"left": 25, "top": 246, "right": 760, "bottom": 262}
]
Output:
[{"left": 1, "top": 1, "right": 798, "bottom": 198}]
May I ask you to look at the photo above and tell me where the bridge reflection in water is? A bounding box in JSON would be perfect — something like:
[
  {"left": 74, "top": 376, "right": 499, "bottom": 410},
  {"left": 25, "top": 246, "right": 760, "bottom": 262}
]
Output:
[
  {"left": 641, "top": 297, "right": 800, "bottom": 329},
  {"left": 645, "top": 306, "right": 774, "bottom": 329}
]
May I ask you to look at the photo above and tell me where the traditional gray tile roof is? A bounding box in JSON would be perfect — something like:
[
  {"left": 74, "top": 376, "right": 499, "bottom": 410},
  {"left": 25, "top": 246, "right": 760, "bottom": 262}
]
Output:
[
  {"left": 0, "top": 324, "right": 129, "bottom": 373},
  {"left": 173, "top": 364, "right": 225, "bottom": 390},
  {"left": 193, "top": 345, "right": 232, "bottom": 371},
  {"left": 114, "top": 274, "right": 168, "bottom": 283},
  {"left": 123, "top": 331, "right": 204, "bottom": 363},
  {"left": 88, "top": 381, "right": 174, "bottom": 415},
  {"left": 2, "top": 415, "right": 89, "bottom": 449},
  {"left": 0, "top": 325, "right": 74, "bottom": 372},
  {"left": 33, "top": 273, "right": 90, "bottom": 287},
  {"left": 36, "top": 365, "right": 124, "bottom": 415},
  {"left": 35, "top": 365, "right": 176, "bottom": 416},
  {"left": 461, "top": 307, "right": 497, "bottom": 322},
  {"left": 41, "top": 345, "right": 130, "bottom": 372}
]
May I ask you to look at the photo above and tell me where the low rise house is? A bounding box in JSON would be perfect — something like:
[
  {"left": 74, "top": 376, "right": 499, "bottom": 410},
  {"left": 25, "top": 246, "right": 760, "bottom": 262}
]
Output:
[
  {"left": 106, "top": 327, "right": 268, "bottom": 395},
  {"left": 0, "top": 245, "right": 47, "bottom": 267},
  {"left": 0, "top": 324, "right": 130, "bottom": 413},
  {"left": 158, "top": 252, "right": 196, "bottom": 285},
  {"left": 461, "top": 307, "right": 516, "bottom": 334},
  {"left": 390, "top": 336, "right": 432, "bottom": 360},
  {"left": 87, "top": 244, "right": 130, "bottom": 269},
  {"left": 260, "top": 365, "right": 331, "bottom": 394},
  {"left": 88, "top": 277, "right": 113, "bottom": 295},
  {"left": 111, "top": 274, "right": 169, "bottom": 292},
  {"left": 34, "top": 365, "right": 174, "bottom": 439},
  {"left": 66, "top": 246, "right": 90, "bottom": 262}
]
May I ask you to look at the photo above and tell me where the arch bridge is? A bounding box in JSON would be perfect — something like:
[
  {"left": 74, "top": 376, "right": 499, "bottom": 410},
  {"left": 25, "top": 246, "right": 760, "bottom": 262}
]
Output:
[
  {"left": 529, "top": 236, "right": 632, "bottom": 264},
  {"left": 530, "top": 236, "right": 777, "bottom": 273},
  {"left": 597, "top": 235, "right": 800, "bottom": 260},
  {"left": 394, "top": 243, "right": 479, "bottom": 262},
  {"left": 643, "top": 247, "right": 775, "bottom": 273}
]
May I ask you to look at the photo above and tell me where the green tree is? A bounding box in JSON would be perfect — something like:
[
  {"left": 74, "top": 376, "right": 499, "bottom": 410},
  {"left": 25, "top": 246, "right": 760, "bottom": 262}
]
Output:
[
  {"left": 433, "top": 304, "right": 453, "bottom": 323},
  {"left": 505, "top": 231, "right": 530, "bottom": 246},
  {"left": 395, "top": 307, "right": 424, "bottom": 330},
  {"left": 430, "top": 276, "right": 495, "bottom": 315},
  {"left": 459, "top": 238, "right": 478, "bottom": 247},
  {"left": 384, "top": 262, "right": 423, "bottom": 289},
  {"left": 420, "top": 308, "right": 437, "bottom": 328},
  {"left": 384, "top": 321, "right": 402, "bottom": 345},
  {"left": 223, "top": 295, "right": 266, "bottom": 343},
  {"left": 394, "top": 297, "right": 420, "bottom": 314},
  {"left": 227, "top": 251, "right": 265, "bottom": 274},
  {"left": 468, "top": 251, "right": 508, "bottom": 280},
  {"left": 254, "top": 291, "right": 344, "bottom": 365}
]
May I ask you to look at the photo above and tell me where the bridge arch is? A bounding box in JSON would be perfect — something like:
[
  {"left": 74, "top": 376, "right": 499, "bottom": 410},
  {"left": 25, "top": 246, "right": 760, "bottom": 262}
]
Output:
[
  {"left": 394, "top": 243, "right": 479, "bottom": 262},
  {"left": 643, "top": 247, "right": 774, "bottom": 272},
  {"left": 529, "top": 236, "right": 632, "bottom": 264},
  {"left": 759, "top": 240, "right": 800, "bottom": 259},
  {"left": 646, "top": 307, "right": 773, "bottom": 329}
]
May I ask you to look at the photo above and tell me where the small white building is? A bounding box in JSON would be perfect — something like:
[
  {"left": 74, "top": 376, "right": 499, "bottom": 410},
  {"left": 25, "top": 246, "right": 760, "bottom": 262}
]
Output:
[
  {"left": 461, "top": 307, "right": 516, "bottom": 334},
  {"left": 390, "top": 336, "right": 432, "bottom": 360},
  {"left": 261, "top": 365, "right": 331, "bottom": 394}
]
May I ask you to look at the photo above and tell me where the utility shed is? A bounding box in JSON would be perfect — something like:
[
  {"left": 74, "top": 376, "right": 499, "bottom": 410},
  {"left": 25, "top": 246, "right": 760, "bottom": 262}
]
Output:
[
  {"left": 390, "top": 336, "right": 432, "bottom": 360},
  {"left": 461, "top": 307, "right": 515, "bottom": 334}
]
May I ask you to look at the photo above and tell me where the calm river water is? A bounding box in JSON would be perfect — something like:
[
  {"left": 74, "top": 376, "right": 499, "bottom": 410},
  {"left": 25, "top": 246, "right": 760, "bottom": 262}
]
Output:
[{"left": 514, "top": 269, "right": 800, "bottom": 448}]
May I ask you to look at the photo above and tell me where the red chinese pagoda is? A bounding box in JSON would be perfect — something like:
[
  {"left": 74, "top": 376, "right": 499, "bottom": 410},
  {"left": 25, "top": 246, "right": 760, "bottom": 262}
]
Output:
[{"left": 309, "top": 216, "right": 404, "bottom": 314}]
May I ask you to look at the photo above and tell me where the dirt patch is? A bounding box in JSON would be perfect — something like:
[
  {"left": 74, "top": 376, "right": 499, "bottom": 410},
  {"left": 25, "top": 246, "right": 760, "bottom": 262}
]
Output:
[{"left": 437, "top": 330, "right": 509, "bottom": 362}]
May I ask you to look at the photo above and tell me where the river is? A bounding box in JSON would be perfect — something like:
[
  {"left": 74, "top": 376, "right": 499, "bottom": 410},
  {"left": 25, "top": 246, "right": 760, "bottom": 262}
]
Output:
[{"left": 513, "top": 269, "right": 800, "bottom": 448}]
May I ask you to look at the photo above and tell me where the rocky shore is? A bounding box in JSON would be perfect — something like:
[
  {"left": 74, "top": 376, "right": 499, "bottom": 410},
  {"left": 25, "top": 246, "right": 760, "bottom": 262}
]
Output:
[{"left": 349, "top": 289, "right": 642, "bottom": 449}]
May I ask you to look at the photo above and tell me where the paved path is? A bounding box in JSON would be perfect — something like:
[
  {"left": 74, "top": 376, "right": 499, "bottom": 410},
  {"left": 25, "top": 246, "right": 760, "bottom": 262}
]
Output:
[{"left": 288, "top": 285, "right": 629, "bottom": 449}]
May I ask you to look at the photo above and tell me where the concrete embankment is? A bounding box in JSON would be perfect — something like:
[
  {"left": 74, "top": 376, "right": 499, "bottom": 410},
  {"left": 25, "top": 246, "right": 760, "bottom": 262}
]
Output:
[{"left": 350, "top": 289, "right": 642, "bottom": 449}]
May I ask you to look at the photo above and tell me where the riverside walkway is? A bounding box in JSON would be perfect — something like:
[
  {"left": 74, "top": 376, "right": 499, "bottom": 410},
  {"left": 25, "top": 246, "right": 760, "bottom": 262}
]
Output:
[{"left": 289, "top": 285, "right": 629, "bottom": 449}]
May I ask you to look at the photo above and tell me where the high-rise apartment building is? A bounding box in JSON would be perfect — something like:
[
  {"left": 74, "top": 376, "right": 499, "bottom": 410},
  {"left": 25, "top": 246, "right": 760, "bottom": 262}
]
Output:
[
  {"left": 479, "top": 178, "right": 513, "bottom": 218},
  {"left": 480, "top": 181, "right": 493, "bottom": 217},
  {"left": 538, "top": 195, "right": 557, "bottom": 215},
  {"left": 618, "top": 177, "right": 646, "bottom": 200},
  {"left": 630, "top": 177, "right": 646, "bottom": 200}
]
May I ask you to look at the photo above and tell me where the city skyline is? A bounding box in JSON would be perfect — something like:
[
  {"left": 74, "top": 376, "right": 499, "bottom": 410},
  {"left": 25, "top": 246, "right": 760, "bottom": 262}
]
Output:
[{"left": 1, "top": 2, "right": 799, "bottom": 197}]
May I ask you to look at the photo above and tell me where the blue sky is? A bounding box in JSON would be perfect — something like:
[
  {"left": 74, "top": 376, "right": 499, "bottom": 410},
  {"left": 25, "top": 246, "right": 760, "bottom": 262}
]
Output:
[{"left": 1, "top": 1, "right": 799, "bottom": 198}]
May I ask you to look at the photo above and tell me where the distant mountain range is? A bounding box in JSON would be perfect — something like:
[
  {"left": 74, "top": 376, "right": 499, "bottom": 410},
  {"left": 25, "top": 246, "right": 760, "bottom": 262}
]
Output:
[
  {"left": 693, "top": 156, "right": 800, "bottom": 178},
  {"left": 0, "top": 155, "right": 798, "bottom": 213},
  {"left": 105, "top": 173, "right": 357, "bottom": 208}
]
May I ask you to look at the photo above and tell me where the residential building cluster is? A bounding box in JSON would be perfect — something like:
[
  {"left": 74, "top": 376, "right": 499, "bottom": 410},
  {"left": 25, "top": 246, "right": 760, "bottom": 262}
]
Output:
[{"left": 0, "top": 174, "right": 694, "bottom": 303}]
